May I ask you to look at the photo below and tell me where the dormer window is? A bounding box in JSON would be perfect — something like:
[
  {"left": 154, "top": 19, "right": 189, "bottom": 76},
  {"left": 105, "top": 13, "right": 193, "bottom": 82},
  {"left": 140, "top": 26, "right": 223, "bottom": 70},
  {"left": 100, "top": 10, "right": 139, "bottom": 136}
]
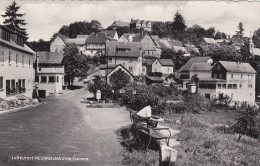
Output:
[{"left": 2, "top": 30, "right": 10, "bottom": 41}]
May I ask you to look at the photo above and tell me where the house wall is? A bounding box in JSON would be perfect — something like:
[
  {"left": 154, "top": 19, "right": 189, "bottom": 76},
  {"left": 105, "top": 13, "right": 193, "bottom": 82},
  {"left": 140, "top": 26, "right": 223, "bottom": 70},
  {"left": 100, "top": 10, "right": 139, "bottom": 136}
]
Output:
[
  {"left": 190, "top": 71, "right": 211, "bottom": 79},
  {"left": 151, "top": 60, "right": 173, "bottom": 75},
  {"left": 50, "top": 36, "right": 65, "bottom": 52},
  {"left": 108, "top": 56, "right": 142, "bottom": 76},
  {"left": 36, "top": 65, "right": 65, "bottom": 96},
  {"left": 37, "top": 73, "right": 64, "bottom": 95},
  {"left": 86, "top": 44, "right": 105, "bottom": 57},
  {"left": 0, "top": 44, "right": 34, "bottom": 99}
]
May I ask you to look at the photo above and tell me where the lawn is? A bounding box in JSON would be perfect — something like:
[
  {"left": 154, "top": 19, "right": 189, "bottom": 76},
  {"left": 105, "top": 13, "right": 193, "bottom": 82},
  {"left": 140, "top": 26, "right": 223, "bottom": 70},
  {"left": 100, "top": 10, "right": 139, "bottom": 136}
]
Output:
[{"left": 116, "top": 110, "right": 260, "bottom": 166}]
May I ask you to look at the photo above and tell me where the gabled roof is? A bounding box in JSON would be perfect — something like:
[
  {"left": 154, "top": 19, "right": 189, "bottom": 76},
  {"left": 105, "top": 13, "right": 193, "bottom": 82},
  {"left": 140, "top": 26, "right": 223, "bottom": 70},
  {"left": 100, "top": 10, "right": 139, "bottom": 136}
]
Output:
[
  {"left": 215, "top": 39, "right": 230, "bottom": 43},
  {"left": 86, "top": 32, "right": 108, "bottom": 44},
  {"left": 50, "top": 34, "right": 68, "bottom": 45},
  {"left": 156, "top": 59, "right": 174, "bottom": 66},
  {"left": 65, "top": 38, "right": 86, "bottom": 45},
  {"left": 145, "top": 58, "right": 156, "bottom": 66},
  {"left": 107, "top": 64, "right": 135, "bottom": 78},
  {"left": 111, "top": 21, "right": 130, "bottom": 27},
  {"left": 203, "top": 37, "right": 216, "bottom": 44},
  {"left": 190, "top": 63, "right": 212, "bottom": 71},
  {"left": 151, "top": 35, "right": 159, "bottom": 41},
  {"left": 185, "top": 46, "right": 200, "bottom": 54},
  {"left": 217, "top": 61, "right": 256, "bottom": 74},
  {"left": 168, "top": 40, "right": 183, "bottom": 47},
  {"left": 179, "top": 56, "right": 212, "bottom": 72},
  {"left": 106, "top": 41, "right": 142, "bottom": 57},
  {"left": 76, "top": 35, "right": 89, "bottom": 39},
  {"left": 0, "top": 38, "right": 35, "bottom": 54},
  {"left": 38, "top": 52, "right": 64, "bottom": 64},
  {"left": 172, "top": 46, "right": 187, "bottom": 53},
  {"left": 102, "top": 30, "right": 117, "bottom": 38},
  {"left": 199, "top": 46, "right": 210, "bottom": 52}
]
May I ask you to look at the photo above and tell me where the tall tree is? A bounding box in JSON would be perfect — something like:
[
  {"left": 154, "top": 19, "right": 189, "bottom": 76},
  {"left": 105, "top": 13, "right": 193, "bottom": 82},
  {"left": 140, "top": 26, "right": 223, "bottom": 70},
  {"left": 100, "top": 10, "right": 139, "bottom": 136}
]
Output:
[
  {"left": 1, "top": 1, "right": 27, "bottom": 36},
  {"left": 109, "top": 69, "right": 131, "bottom": 90},
  {"left": 62, "top": 43, "right": 90, "bottom": 86},
  {"left": 172, "top": 11, "right": 187, "bottom": 41},
  {"left": 26, "top": 39, "right": 50, "bottom": 52},
  {"left": 206, "top": 27, "right": 215, "bottom": 38},
  {"left": 236, "top": 22, "right": 244, "bottom": 38},
  {"left": 252, "top": 28, "right": 260, "bottom": 48}
]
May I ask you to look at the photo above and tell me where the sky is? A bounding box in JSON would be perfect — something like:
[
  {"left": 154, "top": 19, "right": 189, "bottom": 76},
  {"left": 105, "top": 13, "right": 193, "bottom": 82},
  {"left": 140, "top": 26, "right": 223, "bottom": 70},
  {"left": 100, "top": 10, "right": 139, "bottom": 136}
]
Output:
[{"left": 0, "top": 0, "right": 259, "bottom": 41}]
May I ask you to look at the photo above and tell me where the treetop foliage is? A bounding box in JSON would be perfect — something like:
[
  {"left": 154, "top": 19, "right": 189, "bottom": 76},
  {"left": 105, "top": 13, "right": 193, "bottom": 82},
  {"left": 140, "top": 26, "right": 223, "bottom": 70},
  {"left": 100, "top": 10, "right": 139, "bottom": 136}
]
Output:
[{"left": 1, "top": 1, "right": 27, "bottom": 36}]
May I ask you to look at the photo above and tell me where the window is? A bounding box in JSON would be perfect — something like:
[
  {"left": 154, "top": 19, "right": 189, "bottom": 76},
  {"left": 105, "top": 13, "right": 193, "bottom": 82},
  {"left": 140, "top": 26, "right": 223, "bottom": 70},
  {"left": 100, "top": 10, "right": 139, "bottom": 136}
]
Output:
[
  {"left": 231, "top": 74, "right": 233, "bottom": 78},
  {"left": 231, "top": 93, "right": 233, "bottom": 98},
  {"left": 6, "top": 80, "right": 10, "bottom": 94},
  {"left": 1, "top": 51, "right": 4, "bottom": 63},
  {"left": 248, "top": 84, "right": 253, "bottom": 88},
  {"left": 250, "top": 93, "right": 252, "bottom": 97},
  {"left": 8, "top": 51, "right": 11, "bottom": 64},
  {"left": 240, "top": 84, "right": 243, "bottom": 89},
  {"left": 49, "top": 76, "right": 55, "bottom": 83},
  {"left": 142, "top": 68, "right": 145, "bottom": 72},
  {"left": 222, "top": 84, "right": 226, "bottom": 89},
  {"left": 29, "top": 57, "right": 31, "bottom": 66},
  {"left": 41, "top": 76, "right": 47, "bottom": 83},
  {"left": 129, "top": 67, "right": 133, "bottom": 73},
  {"left": 16, "top": 53, "right": 18, "bottom": 65},
  {"left": 228, "top": 84, "right": 232, "bottom": 89},
  {"left": 35, "top": 76, "right": 39, "bottom": 82},
  {"left": 233, "top": 84, "right": 237, "bottom": 89},
  {"left": 108, "top": 57, "right": 112, "bottom": 63},
  {"left": 18, "top": 79, "right": 26, "bottom": 93},
  {"left": 57, "top": 76, "right": 59, "bottom": 83},
  {"left": 39, "top": 67, "right": 41, "bottom": 71},
  {"left": 205, "top": 94, "right": 210, "bottom": 99},
  {"left": 241, "top": 74, "right": 243, "bottom": 79},
  {"left": 0, "top": 77, "right": 3, "bottom": 89},
  {"left": 217, "top": 84, "right": 221, "bottom": 89}
]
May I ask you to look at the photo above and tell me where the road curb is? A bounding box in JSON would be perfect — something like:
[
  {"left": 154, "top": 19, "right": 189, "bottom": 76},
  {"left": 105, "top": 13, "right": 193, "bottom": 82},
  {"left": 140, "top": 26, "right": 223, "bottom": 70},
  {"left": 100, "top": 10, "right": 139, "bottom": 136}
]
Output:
[{"left": 0, "top": 102, "right": 45, "bottom": 116}]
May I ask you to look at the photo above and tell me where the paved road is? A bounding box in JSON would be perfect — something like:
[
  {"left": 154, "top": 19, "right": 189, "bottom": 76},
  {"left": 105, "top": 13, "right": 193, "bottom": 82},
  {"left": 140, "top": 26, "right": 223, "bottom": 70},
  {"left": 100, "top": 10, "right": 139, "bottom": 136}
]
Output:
[{"left": 0, "top": 86, "right": 131, "bottom": 166}]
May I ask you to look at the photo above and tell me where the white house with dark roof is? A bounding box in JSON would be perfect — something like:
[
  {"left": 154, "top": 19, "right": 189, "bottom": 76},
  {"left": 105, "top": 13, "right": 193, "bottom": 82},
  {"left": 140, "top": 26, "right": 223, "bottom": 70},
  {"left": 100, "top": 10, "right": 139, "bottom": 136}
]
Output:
[
  {"left": 0, "top": 25, "right": 35, "bottom": 99},
  {"left": 199, "top": 37, "right": 218, "bottom": 47},
  {"left": 85, "top": 32, "right": 109, "bottom": 57},
  {"left": 199, "top": 61, "right": 256, "bottom": 105},
  {"left": 130, "top": 19, "right": 152, "bottom": 31},
  {"left": 105, "top": 41, "right": 143, "bottom": 76},
  {"left": 151, "top": 59, "right": 174, "bottom": 75},
  {"left": 50, "top": 34, "right": 89, "bottom": 55},
  {"left": 101, "top": 30, "right": 119, "bottom": 41},
  {"left": 35, "top": 52, "right": 65, "bottom": 98}
]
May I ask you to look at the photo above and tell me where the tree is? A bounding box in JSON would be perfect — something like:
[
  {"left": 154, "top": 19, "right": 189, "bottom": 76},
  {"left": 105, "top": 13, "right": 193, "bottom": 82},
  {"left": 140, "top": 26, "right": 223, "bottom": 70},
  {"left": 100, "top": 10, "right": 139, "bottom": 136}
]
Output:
[
  {"left": 161, "top": 49, "right": 175, "bottom": 59},
  {"left": 206, "top": 27, "right": 215, "bottom": 38},
  {"left": 172, "top": 11, "right": 187, "bottom": 41},
  {"left": 88, "top": 76, "right": 112, "bottom": 100},
  {"left": 56, "top": 20, "right": 103, "bottom": 38},
  {"left": 207, "top": 45, "right": 244, "bottom": 63},
  {"left": 109, "top": 69, "right": 131, "bottom": 90},
  {"left": 236, "top": 22, "right": 244, "bottom": 38},
  {"left": 252, "top": 28, "right": 260, "bottom": 48},
  {"left": 1, "top": 1, "right": 27, "bottom": 36},
  {"left": 26, "top": 39, "right": 50, "bottom": 52},
  {"left": 116, "top": 26, "right": 130, "bottom": 37},
  {"left": 62, "top": 43, "right": 90, "bottom": 86}
]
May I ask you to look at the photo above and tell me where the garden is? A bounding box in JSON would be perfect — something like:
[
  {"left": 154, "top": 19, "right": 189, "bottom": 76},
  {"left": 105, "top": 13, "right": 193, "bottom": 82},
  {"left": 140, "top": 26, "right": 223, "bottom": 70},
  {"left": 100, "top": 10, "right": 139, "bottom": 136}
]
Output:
[{"left": 87, "top": 70, "right": 260, "bottom": 165}]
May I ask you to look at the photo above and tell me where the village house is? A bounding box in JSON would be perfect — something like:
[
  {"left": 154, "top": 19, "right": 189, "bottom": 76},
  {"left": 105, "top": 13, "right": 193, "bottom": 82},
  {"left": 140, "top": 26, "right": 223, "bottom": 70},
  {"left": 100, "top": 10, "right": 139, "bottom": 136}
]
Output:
[
  {"left": 85, "top": 32, "right": 109, "bottom": 57},
  {"left": 35, "top": 52, "right": 65, "bottom": 98},
  {"left": 101, "top": 30, "right": 119, "bottom": 41},
  {"left": 199, "top": 37, "right": 218, "bottom": 47},
  {"left": 151, "top": 59, "right": 174, "bottom": 75},
  {"left": 118, "top": 33, "right": 136, "bottom": 42},
  {"left": 105, "top": 41, "right": 143, "bottom": 76},
  {"left": 106, "top": 64, "right": 135, "bottom": 84},
  {"left": 132, "top": 32, "right": 160, "bottom": 58},
  {"left": 50, "top": 34, "right": 89, "bottom": 55},
  {"left": 0, "top": 25, "right": 35, "bottom": 99},
  {"left": 109, "top": 20, "right": 130, "bottom": 29},
  {"left": 199, "top": 61, "right": 256, "bottom": 105},
  {"left": 130, "top": 19, "right": 152, "bottom": 32}
]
